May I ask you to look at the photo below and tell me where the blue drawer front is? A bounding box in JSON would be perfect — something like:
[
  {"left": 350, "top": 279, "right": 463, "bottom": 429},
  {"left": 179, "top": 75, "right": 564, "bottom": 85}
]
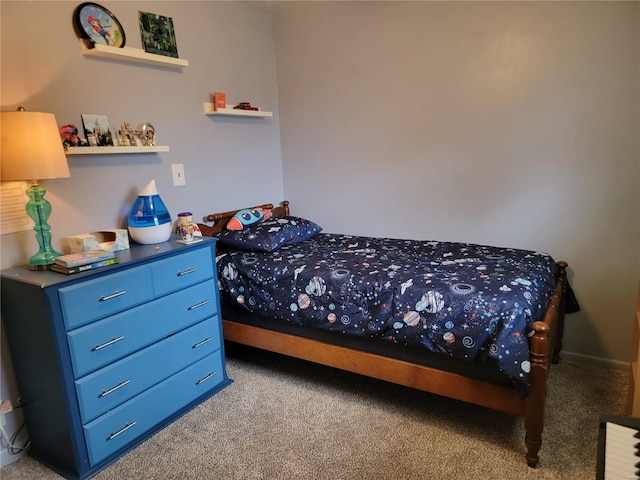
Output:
[
  {"left": 67, "top": 280, "right": 219, "bottom": 378},
  {"left": 59, "top": 267, "right": 153, "bottom": 330},
  {"left": 150, "top": 248, "right": 214, "bottom": 297},
  {"left": 83, "top": 351, "right": 225, "bottom": 466},
  {"left": 75, "top": 319, "right": 221, "bottom": 423}
]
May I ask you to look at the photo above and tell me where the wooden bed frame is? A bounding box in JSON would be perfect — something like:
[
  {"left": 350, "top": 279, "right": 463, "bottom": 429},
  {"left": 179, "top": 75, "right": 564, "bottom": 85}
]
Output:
[{"left": 198, "top": 201, "right": 568, "bottom": 468}]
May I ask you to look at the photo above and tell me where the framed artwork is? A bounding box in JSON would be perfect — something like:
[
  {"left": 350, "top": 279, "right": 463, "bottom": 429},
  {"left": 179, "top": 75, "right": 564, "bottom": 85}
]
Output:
[
  {"left": 73, "top": 2, "right": 125, "bottom": 47},
  {"left": 81, "top": 114, "right": 114, "bottom": 146},
  {"left": 138, "top": 11, "right": 179, "bottom": 58}
]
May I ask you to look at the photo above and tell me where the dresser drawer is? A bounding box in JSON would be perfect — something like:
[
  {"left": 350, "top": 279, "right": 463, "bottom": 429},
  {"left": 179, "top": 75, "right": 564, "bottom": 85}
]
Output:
[
  {"left": 150, "top": 248, "right": 214, "bottom": 297},
  {"left": 83, "top": 351, "right": 224, "bottom": 466},
  {"left": 67, "top": 280, "right": 219, "bottom": 378},
  {"left": 59, "top": 267, "right": 153, "bottom": 330},
  {"left": 75, "top": 319, "right": 221, "bottom": 423}
]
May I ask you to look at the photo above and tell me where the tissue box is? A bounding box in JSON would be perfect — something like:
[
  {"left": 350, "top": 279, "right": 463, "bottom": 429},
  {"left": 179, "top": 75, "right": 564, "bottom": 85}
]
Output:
[{"left": 68, "top": 230, "right": 130, "bottom": 253}]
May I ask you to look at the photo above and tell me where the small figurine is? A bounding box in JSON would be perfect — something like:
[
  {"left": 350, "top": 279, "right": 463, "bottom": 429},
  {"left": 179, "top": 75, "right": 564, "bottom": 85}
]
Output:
[{"left": 60, "top": 124, "right": 83, "bottom": 147}]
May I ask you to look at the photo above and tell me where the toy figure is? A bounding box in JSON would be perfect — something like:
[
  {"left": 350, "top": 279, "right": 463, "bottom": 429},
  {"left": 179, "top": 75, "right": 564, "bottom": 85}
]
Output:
[{"left": 60, "top": 124, "right": 83, "bottom": 147}]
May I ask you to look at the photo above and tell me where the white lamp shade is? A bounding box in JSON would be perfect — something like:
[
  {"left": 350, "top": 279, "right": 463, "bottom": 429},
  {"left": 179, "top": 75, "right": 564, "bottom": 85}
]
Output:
[{"left": 1, "top": 110, "right": 71, "bottom": 181}]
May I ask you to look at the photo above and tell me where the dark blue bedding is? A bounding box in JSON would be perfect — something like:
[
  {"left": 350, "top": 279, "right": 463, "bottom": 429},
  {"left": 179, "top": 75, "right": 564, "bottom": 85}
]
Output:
[{"left": 216, "top": 233, "right": 558, "bottom": 396}]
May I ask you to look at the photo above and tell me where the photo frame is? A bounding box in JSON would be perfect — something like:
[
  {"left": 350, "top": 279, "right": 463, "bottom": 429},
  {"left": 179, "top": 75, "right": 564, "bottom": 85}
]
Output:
[
  {"left": 73, "top": 2, "right": 125, "bottom": 47},
  {"left": 141, "top": 123, "right": 156, "bottom": 146},
  {"left": 81, "top": 114, "right": 114, "bottom": 146},
  {"left": 138, "top": 11, "right": 179, "bottom": 58}
]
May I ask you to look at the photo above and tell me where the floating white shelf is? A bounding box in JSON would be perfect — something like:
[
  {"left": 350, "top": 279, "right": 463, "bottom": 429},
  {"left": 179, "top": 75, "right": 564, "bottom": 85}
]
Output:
[
  {"left": 80, "top": 40, "right": 189, "bottom": 67},
  {"left": 203, "top": 103, "right": 273, "bottom": 118},
  {"left": 65, "top": 146, "right": 170, "bottom": 155}
]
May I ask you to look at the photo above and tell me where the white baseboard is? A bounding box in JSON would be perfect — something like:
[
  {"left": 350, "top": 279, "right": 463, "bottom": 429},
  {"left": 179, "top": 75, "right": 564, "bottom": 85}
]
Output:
[
  {"left": 0, "top": 445, "right": 24, "bottom": 468},
  {"left": 561, "top": 350, "right": 630, "bottom": 372}
]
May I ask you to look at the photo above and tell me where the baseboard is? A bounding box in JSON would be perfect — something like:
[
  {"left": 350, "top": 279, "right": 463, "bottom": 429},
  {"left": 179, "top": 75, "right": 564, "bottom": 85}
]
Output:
[
  {"left": 561, "top": 350, "right": 630, "bottom": 372},
  {"left": 0, "top": 445, "right": 24, "bottom": 468}
]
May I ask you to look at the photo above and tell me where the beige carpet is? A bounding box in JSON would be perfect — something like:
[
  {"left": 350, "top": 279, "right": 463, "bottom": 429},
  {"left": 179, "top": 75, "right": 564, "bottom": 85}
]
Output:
[{"left": 1, "top": 344, "right": 629, "bottom": 479}]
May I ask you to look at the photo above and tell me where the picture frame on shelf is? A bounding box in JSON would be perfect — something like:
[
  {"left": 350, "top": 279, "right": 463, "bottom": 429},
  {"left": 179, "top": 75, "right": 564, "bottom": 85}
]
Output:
[
  {"left": 81, "top": 114, "right": 115, "bottom": 146},
  {"left": 73, "top": 2, "right": 125, "bottom": 47},
  {"left": 138, "top": 11, "right": 179, "bottom": 58},
  {"left": 141, "top": 123, "right": 156, "bottom": 146}
]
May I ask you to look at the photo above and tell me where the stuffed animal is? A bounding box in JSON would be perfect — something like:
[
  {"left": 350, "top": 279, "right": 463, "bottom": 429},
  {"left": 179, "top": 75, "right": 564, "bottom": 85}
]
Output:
[{"left": 226, "top": 208, "right": 272, "bottom": 230}]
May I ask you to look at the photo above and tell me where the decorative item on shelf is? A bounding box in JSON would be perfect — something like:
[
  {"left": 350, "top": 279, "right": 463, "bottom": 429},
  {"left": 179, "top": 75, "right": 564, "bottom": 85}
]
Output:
[
  {"left": 73, "top": 2, "right": 125, "bottom": 47},
  {"left": 141, "top": 123, "right": 156, "bottom": 146},
  {"left": 81, "top": 113, "right": 114, "bottom": 146},
  {"left": 127, "top": 179, "right": 172, "bottom": 244},
  {"left": 234, "top": 102, "right": 259, "bottom": 111},
  {"left": 68, "top": 229, "right": 130, "bottom": 253},
  {"left": 176, "top": 212, "right": 203, "bottom": 244},
  {"left": 214, "top": 92, "right": 226, "bottom": 111},
  {"left": 0, "top": 107, "right": 72, "bottom": 270},
  {"left": 118, "top": 122, "right": 140, "bottom": 146},
  {"left": 60, "top": 124, "right": 86, "bottom": 147},
  {"left": 138, "top": 11, "right": 179, "bottom": 58}
]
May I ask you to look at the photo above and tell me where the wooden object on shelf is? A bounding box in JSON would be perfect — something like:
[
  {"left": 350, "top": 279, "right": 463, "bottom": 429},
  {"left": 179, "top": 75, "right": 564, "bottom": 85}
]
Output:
[
  {"left": 65, "top": 146, "right": 170, "bottom": 155},
  {"left": 627, "top": 282, "right": 640, "bottom": 417},
  {"left": 203, "top": 103, "right": 273, "bottom": 118},
  {"left": 80, "top": 39, "right": 188, "bottom": 67}
]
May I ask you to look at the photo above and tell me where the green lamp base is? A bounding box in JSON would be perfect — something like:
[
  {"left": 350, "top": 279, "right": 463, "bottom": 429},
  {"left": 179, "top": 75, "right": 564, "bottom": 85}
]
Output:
[{"left": 25, "top": 184, "right": 63, "bottom": 270}]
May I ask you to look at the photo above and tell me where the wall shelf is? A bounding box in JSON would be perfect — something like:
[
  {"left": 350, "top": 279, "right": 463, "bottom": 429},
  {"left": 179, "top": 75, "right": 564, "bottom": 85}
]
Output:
[
  {"left": 203, "top": 103, "right": 273, "bottom": 118},
  {"left": 65, "top": 146, "right": 170, "bottom": 155},
  {"left": 80, "top": 40, "right": 189, "bottom": 68}
]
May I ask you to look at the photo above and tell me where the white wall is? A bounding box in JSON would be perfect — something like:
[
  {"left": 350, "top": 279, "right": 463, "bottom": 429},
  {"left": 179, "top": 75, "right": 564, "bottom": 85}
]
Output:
[
  {"left": 270, "top": 2, "right": 640, "bottom": 366},
  {"left": 0, "top": 0, "right": 282, "bottom": 466}
]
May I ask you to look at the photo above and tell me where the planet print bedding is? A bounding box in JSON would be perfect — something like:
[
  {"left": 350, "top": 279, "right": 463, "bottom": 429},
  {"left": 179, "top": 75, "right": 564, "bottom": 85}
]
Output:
[{"left": 216, "top": 232, "right": 558, "bottom": 397}]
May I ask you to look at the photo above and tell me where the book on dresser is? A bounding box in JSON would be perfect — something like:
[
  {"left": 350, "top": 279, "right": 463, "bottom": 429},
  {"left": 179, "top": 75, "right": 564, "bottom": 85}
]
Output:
[
  {"left": 50, "top": 257, "right": 119, "bottom": 274},
  {"left": 55, "top": 249, "right": 115, "bottom": 267}
]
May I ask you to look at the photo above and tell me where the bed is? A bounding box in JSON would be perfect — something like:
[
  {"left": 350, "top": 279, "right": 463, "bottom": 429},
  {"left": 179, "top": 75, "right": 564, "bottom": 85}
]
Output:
[{"left": 198, "top": 200, "right": 568, "bottom": 467}]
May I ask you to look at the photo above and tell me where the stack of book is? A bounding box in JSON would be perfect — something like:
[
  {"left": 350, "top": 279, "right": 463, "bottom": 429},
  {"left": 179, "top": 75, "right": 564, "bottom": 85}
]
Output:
[{"left": 52, "top": 249, "right": 119, "bottom": 274}]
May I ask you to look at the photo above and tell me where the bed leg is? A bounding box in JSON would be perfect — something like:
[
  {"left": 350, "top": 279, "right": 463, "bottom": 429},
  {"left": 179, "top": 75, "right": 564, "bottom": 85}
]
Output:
[{"left": 524, "top": 320, "right": 551, "bottom": 468}]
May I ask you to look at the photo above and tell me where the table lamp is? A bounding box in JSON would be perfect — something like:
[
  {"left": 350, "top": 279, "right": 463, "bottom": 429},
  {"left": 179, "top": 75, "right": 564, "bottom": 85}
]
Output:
[{"left": 1, "top": 108, "right": 71, "bottom": 270}]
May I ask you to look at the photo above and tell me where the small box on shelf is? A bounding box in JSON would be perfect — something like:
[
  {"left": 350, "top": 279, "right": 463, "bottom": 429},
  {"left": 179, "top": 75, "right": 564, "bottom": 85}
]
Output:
[{"left": 214, "top": 92, "right": 226, "bottom": 111}]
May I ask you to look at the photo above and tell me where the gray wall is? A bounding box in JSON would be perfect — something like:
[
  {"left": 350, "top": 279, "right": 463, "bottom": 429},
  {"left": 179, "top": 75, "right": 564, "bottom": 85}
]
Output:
[{"left": 271, "top": 1, "right": 640, "bottom": 368}]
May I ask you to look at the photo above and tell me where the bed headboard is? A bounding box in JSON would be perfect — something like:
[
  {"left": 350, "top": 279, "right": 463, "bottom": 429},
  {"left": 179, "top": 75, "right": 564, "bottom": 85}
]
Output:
[{"left": 198, "top": 200, "right": 290, "bottom": 237}]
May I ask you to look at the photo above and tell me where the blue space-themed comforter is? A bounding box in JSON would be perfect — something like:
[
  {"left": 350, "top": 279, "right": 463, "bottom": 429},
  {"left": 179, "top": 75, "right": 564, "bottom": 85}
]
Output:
[{"left": 216, "top": 233, "right": 558, "bottom": 396}]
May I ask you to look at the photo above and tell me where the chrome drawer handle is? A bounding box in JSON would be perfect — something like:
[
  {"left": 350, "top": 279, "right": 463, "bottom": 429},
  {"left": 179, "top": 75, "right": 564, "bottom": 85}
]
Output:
[
  {"left": 99, "top": 380, "right": 131, "bottom": 398},
  {"left": 196, "top": 372, "right": 217, "bottom": 385},
  {"left": 99, "top": 291, "right": 126, "bottom": 302},
  {"left": 192, "top": 337, "right": 214, "bottom": 349},
  {"left": 188, "top": 300, "right": 210, "bottom": 311},
  {"left": 107, "top": 421, "right": 137, "bottom": 441},
  {"left": 93, "top": 336, "right": 125, "bottom": 351},
  {"left": 177, "top": 268, "right": 197, "bottom": 277}
]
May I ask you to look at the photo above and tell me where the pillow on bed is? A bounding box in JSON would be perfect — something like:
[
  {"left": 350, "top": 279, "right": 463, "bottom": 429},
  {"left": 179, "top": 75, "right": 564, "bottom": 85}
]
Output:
[
  {"left": 226, "top": 208, "right": 272, "bottom": 230},
  {"left": 217, "top": 216, "right": 322, "bottom": 252}
]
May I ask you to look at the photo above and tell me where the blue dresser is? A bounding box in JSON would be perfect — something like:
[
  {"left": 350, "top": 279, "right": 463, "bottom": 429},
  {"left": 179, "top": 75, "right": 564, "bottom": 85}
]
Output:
[{"left": 1, "top": 236, "right": 231, "bottom": 479}]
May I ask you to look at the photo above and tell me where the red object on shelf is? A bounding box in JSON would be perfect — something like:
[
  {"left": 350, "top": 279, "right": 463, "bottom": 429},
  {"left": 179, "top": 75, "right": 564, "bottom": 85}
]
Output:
[{"left": 214, "top": 92, "right": 226, "bottom": 111}]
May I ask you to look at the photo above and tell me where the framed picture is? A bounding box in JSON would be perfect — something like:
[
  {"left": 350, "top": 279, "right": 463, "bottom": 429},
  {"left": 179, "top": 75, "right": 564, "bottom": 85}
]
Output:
[
  {"left": 138, "top": 11, "right": 179, "bottom": 58},
  {"left": 81, "top": 114, "right": 114, "bottom": 146},
  {"left": 73, "top": 2, "right": 125, "bottom": 47},
  {"left": 141, "top": 123, "right": 156, "bottom": 146}
]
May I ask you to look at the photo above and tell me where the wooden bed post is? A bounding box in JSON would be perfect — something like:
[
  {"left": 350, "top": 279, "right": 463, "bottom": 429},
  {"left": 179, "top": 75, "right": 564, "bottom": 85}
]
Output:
[
  {"left": 524, "top": 320, "right": 550, "bottom": 467},
  {"left": 523, "top": 261, "right": 567, "bottom": 467}
]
